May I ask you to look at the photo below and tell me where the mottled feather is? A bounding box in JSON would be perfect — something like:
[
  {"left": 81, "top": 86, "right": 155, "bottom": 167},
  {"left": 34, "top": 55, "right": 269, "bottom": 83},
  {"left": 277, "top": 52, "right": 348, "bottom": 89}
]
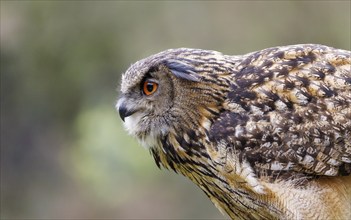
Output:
[{"left": 117, "top": 44, "right": 351, "bottom": 219}]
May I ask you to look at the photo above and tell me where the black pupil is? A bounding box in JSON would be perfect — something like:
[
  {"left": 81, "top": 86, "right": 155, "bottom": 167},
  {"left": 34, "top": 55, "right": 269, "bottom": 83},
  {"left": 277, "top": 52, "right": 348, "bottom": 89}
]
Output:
[{"left": 146, "top": 82, "right": 154, "bottom": 92}]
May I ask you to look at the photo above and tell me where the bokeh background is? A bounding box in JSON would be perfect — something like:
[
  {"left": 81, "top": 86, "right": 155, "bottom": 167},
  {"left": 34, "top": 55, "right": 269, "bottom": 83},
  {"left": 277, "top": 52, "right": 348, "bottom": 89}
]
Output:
[{"left": 1, "top": 1, "right": 350, "bottom": 219}]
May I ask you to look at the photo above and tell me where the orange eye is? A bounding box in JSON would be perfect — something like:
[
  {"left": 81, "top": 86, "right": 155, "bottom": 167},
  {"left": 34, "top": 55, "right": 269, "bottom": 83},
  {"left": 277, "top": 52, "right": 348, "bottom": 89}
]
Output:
[{"left": 143, "top": 80, "right": 158, "bottom": 96}]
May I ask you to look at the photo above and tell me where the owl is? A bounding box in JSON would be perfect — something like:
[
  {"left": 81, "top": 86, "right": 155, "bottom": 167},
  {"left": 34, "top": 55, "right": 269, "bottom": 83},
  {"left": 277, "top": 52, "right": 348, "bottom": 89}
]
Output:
[{"left": 116, "top": 44, "right": 351, "bottom": 219}]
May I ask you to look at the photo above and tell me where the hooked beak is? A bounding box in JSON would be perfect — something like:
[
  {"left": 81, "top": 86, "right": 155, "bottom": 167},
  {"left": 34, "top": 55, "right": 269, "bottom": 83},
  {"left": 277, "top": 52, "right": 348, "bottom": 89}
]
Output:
[{"left": 117, "top": 100, "right": 137, "bottom": 122}]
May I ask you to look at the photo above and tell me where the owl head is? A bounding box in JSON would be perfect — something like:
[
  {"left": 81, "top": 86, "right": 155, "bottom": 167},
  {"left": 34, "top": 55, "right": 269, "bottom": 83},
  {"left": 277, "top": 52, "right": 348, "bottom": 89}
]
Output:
[{"left": 116, "top": 48, "right": 228, "bottom": 149}]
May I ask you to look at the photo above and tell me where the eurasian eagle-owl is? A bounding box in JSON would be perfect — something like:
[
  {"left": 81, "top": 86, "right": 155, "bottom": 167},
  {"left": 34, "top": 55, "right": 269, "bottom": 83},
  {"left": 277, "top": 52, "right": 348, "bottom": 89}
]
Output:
[{"left": 116, "top": 44, "right": 351, "bottom": 219}]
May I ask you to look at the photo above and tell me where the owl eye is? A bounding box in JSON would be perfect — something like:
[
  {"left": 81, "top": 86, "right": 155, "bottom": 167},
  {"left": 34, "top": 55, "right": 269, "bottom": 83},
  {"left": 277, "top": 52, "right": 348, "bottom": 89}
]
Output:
[{"left": 142, "top": 80, "right": 158, "bottom": 96}]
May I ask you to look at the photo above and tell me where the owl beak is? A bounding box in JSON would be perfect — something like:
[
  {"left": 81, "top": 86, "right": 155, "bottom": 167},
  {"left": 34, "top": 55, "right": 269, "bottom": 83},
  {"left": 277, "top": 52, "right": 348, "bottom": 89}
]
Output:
[{"left": 118, "top": 103, "right": 136, "bottom": 122}]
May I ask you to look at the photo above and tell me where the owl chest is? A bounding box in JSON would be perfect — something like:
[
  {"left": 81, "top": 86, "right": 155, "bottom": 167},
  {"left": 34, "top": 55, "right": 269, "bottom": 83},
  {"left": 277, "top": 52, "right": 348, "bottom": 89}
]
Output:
[
  {"left": 155, "top": 135, "right": 282, "bottom": 219},
  {"left": 175, "top": 161, "right": 282, "bottom": 220}
]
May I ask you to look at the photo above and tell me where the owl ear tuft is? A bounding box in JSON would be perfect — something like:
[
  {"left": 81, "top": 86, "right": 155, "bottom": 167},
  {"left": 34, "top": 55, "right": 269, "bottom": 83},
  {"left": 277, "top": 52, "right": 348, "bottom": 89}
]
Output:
[{"left": 163, "top": 60, "right": 200, "bottom": 82}]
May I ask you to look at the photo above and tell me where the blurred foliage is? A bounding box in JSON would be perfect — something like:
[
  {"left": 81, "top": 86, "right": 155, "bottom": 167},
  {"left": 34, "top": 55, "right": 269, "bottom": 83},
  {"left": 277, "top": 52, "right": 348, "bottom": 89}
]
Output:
[{"left": 1, "top": 1, "right": 350, "bottom": 219}]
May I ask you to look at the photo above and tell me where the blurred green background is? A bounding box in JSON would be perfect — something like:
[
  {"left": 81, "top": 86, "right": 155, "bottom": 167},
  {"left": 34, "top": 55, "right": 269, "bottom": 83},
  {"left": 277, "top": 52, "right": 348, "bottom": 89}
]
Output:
[{"left": 1, "top": 1, "right": 350, "bottom": 219}]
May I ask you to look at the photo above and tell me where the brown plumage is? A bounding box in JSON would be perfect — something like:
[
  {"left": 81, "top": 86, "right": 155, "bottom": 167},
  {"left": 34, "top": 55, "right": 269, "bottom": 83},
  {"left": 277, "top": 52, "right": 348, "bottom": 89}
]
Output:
[{"left": 117, "top": 44, "right": 351, "bottom": 219}]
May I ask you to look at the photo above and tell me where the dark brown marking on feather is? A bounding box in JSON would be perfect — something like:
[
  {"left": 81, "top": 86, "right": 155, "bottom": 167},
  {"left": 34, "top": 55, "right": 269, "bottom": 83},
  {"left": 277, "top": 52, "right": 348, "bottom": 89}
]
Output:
[
  {"left": 262, "top": 90, "right": 280, "bottom": 102},
  {"left": 275, "top": 51, "right": 285, "bottom": 59},
  {"left": 281, "top": 60, "right": 298, "bottom": 69},
  {"left": 339, "top": 164, "right": 351, "bottom": 175},
  {"left": 311, "top": 69, "right": 326, "bottom": 80},
  {"left": 209, "top": 112, "right": 250, "bottom": 144},
  {"left": 296, "top": 75, "right": 311, "bottom": 87},
  {"left": 261, "top": 60, "right": 274, "bottom": 68},
  {"left": 276, "top": 67, "right": 290, "bottom": 77},
  {"left": 236, "top": 78, "right": 256, "bottom": 88},
  {"left": 282, "top": 78, "right": 295, "bottom": 90},
  {"left": 324, "top": 63, "right": 336, "bottom": 74},
  {"left": 240, "top": 65, "right": 258, "bottom": 76},
  {"left": 151, "top": 148, "right": 161, "bottom": 169},
  {"left": 291, "top": 113, "right": 303, "bottom": 124},
  {"left": 319, "top": 85, "right": 335, "bottom": 97}
]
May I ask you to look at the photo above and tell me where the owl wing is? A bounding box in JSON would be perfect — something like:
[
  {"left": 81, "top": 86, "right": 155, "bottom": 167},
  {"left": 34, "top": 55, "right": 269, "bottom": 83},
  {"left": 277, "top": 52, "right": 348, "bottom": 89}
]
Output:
[{"left": 209, "top": 44, "right": 351, "bottom": 179}]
